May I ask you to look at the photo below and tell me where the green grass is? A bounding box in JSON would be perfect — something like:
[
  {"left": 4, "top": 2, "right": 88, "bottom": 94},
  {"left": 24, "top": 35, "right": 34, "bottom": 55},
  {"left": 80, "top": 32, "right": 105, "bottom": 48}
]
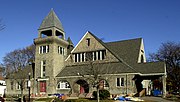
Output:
[
  {"left": 64, "top": 99, "right": 114, "bottom": 102},
  {"left": 32, "top": 97, "right": 173, "bottom": 102},
  {"left": 34, "top": 98, "right": 114, "bottom": 102},
  {"left": 34, "top": 98, "right": 54, "bottom": 102}
]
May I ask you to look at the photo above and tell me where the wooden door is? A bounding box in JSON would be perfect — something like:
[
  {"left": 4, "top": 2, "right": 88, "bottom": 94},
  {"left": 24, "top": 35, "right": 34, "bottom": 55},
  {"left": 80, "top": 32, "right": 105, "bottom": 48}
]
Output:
[
  {"left": 40, "top": 81, "right": 46, "bottom": 92},
  {"left": 80, "top": 86, "right": 84, "bottom": 94}
]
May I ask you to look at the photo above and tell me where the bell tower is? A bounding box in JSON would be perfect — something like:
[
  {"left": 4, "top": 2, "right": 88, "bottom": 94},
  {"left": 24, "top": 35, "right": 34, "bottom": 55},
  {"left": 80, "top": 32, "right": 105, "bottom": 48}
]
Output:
[{"left": 34, "top": 9, "right": 68, "bottom": 95}]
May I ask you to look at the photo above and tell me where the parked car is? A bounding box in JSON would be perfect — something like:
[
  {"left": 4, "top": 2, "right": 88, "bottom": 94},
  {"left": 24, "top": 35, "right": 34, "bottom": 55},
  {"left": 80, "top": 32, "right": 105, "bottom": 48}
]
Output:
[{"left": 172, "top": 90, "right": 180, "bottom": 95}]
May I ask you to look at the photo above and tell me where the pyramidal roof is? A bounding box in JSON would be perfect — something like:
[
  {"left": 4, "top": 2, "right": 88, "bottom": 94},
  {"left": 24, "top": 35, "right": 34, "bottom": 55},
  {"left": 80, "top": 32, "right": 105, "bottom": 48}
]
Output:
[
  {"left": 67, "top": 37, "right": 74, "bottom": 46},
  {"left": 39, "top": 9, "right": 64, "bottom": 32}
]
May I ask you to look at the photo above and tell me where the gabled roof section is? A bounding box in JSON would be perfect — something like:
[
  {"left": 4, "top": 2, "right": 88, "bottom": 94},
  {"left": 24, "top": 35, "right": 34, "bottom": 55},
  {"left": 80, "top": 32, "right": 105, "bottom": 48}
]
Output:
[
  {"left": 39, "top": 9, "right": 64, "bottom": 32},
  {"left": 65, "top": 31, "right": 139, "bottom": 73},
  {"left": 105, "top": 38, "right": 142, "bottom": 64}
]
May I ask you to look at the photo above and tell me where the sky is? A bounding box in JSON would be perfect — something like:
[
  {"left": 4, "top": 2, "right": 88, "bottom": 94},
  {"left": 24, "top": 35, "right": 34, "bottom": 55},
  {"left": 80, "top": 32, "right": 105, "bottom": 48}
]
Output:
[{"left": 0, "top": 0, "right": 180, "bottom": 63}]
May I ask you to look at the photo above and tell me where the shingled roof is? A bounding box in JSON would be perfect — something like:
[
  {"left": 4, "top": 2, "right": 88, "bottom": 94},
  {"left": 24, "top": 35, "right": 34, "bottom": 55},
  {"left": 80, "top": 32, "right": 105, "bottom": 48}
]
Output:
[
  {"left": 105, "top": 38, "right": 142, "bottom": 64},
  {"left": 57, "top": 62, "right": 140, "bottom": 77},
  {"left": 58, "top": 62, "right": 165, "bottom": 78},
  {"left": 58, "top": 33, "right": 165, "bottom": 78},
  {"left": 57, "top": 61, "right": 165, "bottom": 77},
  {"left": 39, "top": 9, "right": 64, "bottom": 32},
  {"left": 135, "top": 61, "right": 165, "bottom": 75}
]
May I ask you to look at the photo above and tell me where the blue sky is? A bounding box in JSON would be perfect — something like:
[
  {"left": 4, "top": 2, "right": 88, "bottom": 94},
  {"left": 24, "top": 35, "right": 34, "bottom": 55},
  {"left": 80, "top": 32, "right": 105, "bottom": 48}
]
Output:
[{"left": 0, "top": 0, "right": 180, "bottom": 63}]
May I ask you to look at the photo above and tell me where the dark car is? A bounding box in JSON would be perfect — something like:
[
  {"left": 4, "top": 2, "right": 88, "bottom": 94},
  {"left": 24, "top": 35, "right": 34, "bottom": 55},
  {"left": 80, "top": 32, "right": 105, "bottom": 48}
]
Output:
[{"left": 172, "top": 90, "right": 180, "bottom": 95}]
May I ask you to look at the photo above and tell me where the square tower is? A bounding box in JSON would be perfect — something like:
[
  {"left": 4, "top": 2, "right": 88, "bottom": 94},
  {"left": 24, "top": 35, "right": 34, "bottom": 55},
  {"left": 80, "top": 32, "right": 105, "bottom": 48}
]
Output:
[{"left": 34, "top": 9, "right": 68, "bottom": 95}]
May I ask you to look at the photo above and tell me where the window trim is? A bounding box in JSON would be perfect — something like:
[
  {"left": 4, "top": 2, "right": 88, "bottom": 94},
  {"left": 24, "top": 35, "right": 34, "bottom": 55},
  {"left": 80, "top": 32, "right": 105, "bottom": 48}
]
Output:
[
  {"left": 40, "top": 60, "right": 46, "bottom": 78},
  {"left": 57, "top": 81, "right": 70, "bottom": 90},
  {"left": 58, "top": 46, "right": 65, "bottom": 55},
  {"left": 39, "top": 45, "right": 49, "bottom": 54},
  {"left": 73, "top": 50, "right": 106, "bottom": 63},
  {"left": 116, "top": 77, "right": 125, "bottom": 87},
  {"left": 86, "top": 38, "right": 90, "bottom": 46}
]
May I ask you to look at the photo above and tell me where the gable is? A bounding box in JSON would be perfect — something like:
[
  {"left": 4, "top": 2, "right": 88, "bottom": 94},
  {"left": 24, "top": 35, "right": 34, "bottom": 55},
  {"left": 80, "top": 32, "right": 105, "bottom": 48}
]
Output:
[
  {"left": 73, "top": 31, "right": 106, "bottom": 53},
  {"left": 137, "top": 39, "right": 146, "bottom": 63},
  {"left": 65, "top": 31, "right": 119, "bottom": 65}
]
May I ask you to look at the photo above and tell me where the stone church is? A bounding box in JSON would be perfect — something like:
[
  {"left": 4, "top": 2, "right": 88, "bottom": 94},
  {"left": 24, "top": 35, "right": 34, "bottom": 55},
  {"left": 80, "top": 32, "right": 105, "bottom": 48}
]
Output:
[{"left": 6, "top": 10, "right": 167, "bottom": 97}]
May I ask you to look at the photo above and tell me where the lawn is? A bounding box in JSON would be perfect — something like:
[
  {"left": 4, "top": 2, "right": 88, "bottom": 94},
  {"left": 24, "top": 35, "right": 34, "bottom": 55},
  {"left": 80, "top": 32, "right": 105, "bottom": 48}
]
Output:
[{"left": 35, "top": 98, "right": 114, "bottom": 102}]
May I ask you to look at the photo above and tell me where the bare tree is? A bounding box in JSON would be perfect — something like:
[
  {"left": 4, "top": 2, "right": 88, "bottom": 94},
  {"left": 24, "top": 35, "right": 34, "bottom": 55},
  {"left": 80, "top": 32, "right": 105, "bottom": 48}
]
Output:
[
  {"left": 72, "top": 46, "right": 112, "bottom": 102},
  {"left": 3, "top": 44, "right": 35, "bottom": 74},
  {"left": 149, "top": 41, "right": 180, "bottom": 92},
  {"left": 0, "top": 19, "right": 5, "bottom": 31},
  {"left": 3, "top": 44, "right": 35, "bottom": 102},
  {"left": 0, "top": 63, "right": 5, "bottom": 76}
]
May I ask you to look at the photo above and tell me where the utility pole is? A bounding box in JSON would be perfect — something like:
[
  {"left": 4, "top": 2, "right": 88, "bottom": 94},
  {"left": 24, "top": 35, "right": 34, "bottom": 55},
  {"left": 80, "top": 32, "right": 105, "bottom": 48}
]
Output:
[
  {"left": 126, "top": 74, "right": 128, "bottom": 95},
  {"left": 28, "top": 73, "right": 31, "bottom": 102}
]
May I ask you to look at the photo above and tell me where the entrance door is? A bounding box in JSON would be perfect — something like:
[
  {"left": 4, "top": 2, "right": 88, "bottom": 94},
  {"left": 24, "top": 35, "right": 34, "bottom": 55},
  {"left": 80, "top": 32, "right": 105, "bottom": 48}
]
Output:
[
  {"left": 80, "top": 86, "right": 85, "bottom": 94},
  {"left": 76, "top": 79, "right": 89, "bottom": 93},
  {"left": 40, "top": 81, "right": 46, "bottom": 92}
]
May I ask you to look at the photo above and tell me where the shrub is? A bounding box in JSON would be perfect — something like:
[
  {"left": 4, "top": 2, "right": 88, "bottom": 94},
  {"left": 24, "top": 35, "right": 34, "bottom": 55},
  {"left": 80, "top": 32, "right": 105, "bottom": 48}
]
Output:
[{"left": 93, "top": 90, "right": 110, "bottom": 100}]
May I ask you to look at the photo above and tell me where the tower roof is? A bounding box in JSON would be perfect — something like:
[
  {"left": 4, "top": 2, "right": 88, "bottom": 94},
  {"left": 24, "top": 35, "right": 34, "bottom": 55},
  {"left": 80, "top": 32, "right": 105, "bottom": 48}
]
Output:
[
  {"left": 39, "top": 9, "right": 64, "bottom": 32},
  {"left": 67, "top": 37, "right": 74, "bottom": 46}
]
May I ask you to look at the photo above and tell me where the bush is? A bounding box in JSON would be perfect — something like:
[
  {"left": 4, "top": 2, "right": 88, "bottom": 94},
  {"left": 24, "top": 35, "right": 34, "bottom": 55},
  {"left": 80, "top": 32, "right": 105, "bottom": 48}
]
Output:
[{"left": 93, "top": 90, "right": 110, "bottom": 100}]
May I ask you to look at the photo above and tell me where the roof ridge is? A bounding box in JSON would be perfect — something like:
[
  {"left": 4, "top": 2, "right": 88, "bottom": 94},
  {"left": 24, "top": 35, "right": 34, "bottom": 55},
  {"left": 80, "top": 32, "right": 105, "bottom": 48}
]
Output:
[{"left": 105, "top": 38, "right": 142, "bottom": 44}]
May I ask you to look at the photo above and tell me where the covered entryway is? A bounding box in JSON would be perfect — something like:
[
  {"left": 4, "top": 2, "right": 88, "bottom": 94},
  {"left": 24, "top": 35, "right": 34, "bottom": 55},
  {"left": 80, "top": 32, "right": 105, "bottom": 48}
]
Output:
[
  {"left": 133, "top": 74, "right": 166, "bottom": 97},
  {"left": 75, "top": 79, "right": 89, "bottom": 94}
]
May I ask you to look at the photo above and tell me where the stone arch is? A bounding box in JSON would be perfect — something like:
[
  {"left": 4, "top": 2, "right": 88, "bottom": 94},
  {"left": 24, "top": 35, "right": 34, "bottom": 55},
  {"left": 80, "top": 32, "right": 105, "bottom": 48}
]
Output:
[{"left": 73, "top": 79, "right": 89, "bottom": 94}]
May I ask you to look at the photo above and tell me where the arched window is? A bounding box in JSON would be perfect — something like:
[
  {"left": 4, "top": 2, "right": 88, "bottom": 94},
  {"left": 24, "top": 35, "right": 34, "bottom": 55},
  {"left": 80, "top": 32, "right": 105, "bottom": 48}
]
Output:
[{"left": 57, "top": 80, "right": 70, "bottom": 89}]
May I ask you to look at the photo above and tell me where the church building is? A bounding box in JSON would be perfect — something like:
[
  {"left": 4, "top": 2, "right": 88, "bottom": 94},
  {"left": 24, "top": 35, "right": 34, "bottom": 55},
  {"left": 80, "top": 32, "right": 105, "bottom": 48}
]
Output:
[{"left": 5, "top": 10, "right": 167, "bottom": 98}]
